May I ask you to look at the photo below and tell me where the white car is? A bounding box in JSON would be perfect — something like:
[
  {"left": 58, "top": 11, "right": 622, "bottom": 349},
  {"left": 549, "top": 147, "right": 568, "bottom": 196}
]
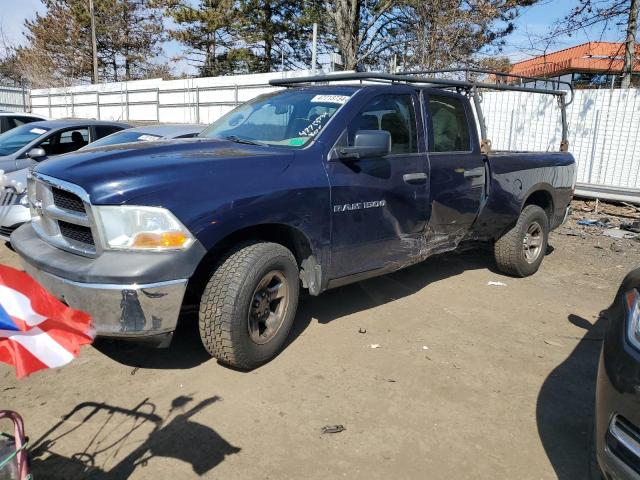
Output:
[{"left": 0, "top": 110, "right": 47, "bottom": 134}]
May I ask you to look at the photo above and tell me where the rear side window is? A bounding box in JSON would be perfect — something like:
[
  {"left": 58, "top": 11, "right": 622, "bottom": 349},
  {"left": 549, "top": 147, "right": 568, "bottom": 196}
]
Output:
[
  {"left": 428, "top": 95, "right": 470, "bottom": 152},
  {"left": 7, "top": 116, "right": 39, "bottom": 129},
  {"left": 95, "top": 125, "right": 123, "bottom": 140},
  {"left": 348, "top": 94, "right": 418, "bottom": 154}
]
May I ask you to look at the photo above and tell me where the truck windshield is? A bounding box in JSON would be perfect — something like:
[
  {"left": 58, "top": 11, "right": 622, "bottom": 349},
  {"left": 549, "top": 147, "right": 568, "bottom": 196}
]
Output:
[
  {"left": 0, "top": 124, "right": 50, "bottom": 156},
  {"left": 199, "top": 90, "right": 352, "bottom": 148}
]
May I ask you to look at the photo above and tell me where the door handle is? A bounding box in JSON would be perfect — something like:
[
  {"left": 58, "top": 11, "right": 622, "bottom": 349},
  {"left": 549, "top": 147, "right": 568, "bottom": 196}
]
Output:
[
  {"left": 403, "top": 172, "right": 428, "bottom": 185},
  {"left": 463, "top": 167, "right": 485, "bottom": 178}
]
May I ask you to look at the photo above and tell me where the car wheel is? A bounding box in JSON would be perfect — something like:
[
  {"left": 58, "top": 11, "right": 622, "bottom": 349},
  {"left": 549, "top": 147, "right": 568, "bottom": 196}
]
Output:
[
  {"left": 494, "top": 204, "right": 549, "bottom": 277},
  {"left": 199, "top": 241, "right": 299, "bottom": 369}
]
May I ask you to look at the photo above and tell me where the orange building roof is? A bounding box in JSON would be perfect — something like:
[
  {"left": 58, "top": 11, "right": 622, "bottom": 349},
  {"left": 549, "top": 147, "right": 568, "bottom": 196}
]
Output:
[{"left": 510, "top": 42, "right": 640, "bottom": 78}]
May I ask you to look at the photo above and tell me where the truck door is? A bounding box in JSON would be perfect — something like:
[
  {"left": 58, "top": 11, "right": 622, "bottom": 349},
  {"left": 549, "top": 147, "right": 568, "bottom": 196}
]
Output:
[
  {"left": 326, "top": 91, "right": 429, "bottom": 279},
  {"left": 424, "top": 92, "right": 485, "bottom": 246}
]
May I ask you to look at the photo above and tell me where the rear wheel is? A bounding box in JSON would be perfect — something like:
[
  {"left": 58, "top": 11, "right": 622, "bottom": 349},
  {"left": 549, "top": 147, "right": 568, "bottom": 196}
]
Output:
[
  {"left": 199, "top": 241, "right": 299, "bottom": 369},
  {"left": 494, "top": 205, "right": 549, "bottom": 277}
]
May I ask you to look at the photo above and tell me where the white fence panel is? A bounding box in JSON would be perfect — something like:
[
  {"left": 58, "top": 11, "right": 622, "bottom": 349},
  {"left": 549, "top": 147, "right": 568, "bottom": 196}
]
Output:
[
  {"left": 482, "top": 88, "right": 640, "bottom": 198},
  {"left": 25, "top": 73, "right": 640, "bottom": 200},
  {"left": 0, "top": 85, "right": 28, "bottom": 112}
]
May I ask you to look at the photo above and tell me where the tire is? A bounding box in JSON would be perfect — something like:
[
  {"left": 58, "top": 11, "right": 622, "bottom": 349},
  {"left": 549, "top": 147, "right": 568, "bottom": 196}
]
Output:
[
  {"left": 199, "top": 241, "right": 300, "bottom": 369},
  {"left": 494, "top": 205, "right": 549, "bottom": 277}
]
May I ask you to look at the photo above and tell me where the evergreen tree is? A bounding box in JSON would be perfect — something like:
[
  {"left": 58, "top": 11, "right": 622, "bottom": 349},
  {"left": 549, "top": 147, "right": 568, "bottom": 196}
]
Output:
[{"left": 162, "top": 0, "right": 238, "bottom": 76}]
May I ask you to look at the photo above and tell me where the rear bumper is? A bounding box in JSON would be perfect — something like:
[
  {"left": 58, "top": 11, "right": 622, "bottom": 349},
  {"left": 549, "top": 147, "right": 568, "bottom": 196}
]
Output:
[{"left": 22, "top": 262, "right": 187, "bottom": 339}]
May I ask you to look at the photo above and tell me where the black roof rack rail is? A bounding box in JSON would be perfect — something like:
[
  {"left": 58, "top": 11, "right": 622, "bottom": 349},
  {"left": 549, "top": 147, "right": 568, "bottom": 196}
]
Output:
[
  {"left": 399, "top": 68, "right": 574, "bottom": 105},
  {"left": 269, "top": 70, "right": 571, "bottom": 102},
  {"left": 269, "top": 70, "right": 571, "bottom": 153}
]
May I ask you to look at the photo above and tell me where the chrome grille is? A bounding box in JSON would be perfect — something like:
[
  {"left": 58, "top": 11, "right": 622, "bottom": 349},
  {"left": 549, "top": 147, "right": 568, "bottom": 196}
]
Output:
[
  {"left": 0, "top": 187, "right": 18, "bottom": 227},
  {"left": 58, "top": 221, "right": 95, "bottom": 246},
  {"left": 0, "top": 224, "right": 18, "bottom": 238},
  {"left": 607, "top": 415, "right": 640, "bottom": 475},
  {"left": 29, "top": 173, "right": 98, "bottom": 257},
  {"left": 52, "top": 187, "right": 85, "bottom": 213}
]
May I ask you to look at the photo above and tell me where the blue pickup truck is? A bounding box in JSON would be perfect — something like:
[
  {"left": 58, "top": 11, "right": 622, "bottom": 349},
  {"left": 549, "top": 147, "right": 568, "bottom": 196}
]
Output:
[{"left": 13, "top": 72, "right": 576, "bottom": 369}]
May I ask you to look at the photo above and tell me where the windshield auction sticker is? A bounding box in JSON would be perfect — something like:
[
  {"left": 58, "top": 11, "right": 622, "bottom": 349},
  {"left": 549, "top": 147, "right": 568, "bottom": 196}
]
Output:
[
  {"left": 29, "top": 128, "right": 47, "bottom": 135},
  {"left": 310, "top": 95, "right": 350, "bottom": 104},
  {"left": 137, "top": 134, "right": 161, "bottom": 142}
]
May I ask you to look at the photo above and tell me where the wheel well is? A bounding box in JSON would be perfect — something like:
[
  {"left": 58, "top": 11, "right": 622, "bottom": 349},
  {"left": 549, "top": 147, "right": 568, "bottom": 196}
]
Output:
[
  {"left": 184, "top": 224, "right": 314, "bottom": 306},
  {"left": 524, "top": 190, "right": 554, "bottom": 221}
]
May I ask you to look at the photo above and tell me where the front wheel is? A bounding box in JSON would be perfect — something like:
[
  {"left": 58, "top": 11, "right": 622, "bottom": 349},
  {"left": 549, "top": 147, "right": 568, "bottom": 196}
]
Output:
[
  {"left": 494, "top": 205, "right": 549, "bottom": 277},
  {"left": 199, "top": 241, "right": 300, "bottom": 369}
]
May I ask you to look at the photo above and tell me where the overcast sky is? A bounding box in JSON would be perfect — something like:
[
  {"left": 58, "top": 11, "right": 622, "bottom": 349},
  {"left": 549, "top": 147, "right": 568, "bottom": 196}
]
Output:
[{"left": 0, "top": 0, "right": 626, "bottom": 75}]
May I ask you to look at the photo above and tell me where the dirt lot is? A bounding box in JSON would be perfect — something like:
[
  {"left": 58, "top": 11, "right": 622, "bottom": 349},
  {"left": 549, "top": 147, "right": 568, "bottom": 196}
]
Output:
[{"left": 2, "top": 201, "right": 640, "bottom": 480}]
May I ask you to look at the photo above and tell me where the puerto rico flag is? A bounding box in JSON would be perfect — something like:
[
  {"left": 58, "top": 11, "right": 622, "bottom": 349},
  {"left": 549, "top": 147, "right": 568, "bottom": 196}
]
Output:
[{"left": 0, "top": 265, "right": 93, "bottom": 378}]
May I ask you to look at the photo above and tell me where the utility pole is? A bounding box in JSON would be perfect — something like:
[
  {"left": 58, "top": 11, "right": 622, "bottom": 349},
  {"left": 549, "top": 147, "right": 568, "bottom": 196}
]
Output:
[
  {"left": 311, "top": 23, "right": 318, "bottom": 75},
  {"left": 622, "top": 0, "right": 638, "bottom": 89},
  {"left": 89, "top": 0, "right": 99, "bottom": 84}
]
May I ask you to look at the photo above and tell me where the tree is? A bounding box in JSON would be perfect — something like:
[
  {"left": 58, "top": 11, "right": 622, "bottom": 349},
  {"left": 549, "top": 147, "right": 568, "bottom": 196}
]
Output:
[
  {"left": 161, "top": 0, "right": 238, "bottom": 76},
  {"left": 318, "top": 1, "right": 536, "bottom": 72},
  {"left": 397, "top": 0, "right": 538, "bottom": 71},
  {"left": 323, "top": 0, "right": 400, "bottom": 70},
  {"left": 554, "top": 0, "right": 639, "bottom": 88},
  {"left": 96, "top": 0, "right": 165, "bottom": 81},
  {"left": 0, "top": 26, "right": 22, "bottom": 86},
  {"left": 15, "top": 0, "right": 164, "bottom": 87},
  {"left": 16, "top": 0, "right": 93, "bottom": 87},
  {"left": 236, "top": 0, "right": 316, "bottom": 72}
]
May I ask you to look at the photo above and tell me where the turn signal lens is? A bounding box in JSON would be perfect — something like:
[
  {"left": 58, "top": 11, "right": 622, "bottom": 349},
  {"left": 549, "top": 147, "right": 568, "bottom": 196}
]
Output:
[{"left": 131, "top": 231, "right": 190, "bottom": 249}]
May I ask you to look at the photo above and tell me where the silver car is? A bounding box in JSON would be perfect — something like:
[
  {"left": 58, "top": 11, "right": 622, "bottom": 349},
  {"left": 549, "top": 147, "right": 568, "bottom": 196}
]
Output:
[
  {"left": 0, "top": 119, "right": 129, "bottom": 173},
  {"left": 1, "top": 123, "right": 204, "bottom": 242}
]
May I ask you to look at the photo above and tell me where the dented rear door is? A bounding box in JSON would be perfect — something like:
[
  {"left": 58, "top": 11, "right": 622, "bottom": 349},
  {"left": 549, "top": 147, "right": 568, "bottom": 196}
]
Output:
[{"left": 423, "top": 91, "right": 486, "bottom": 248}]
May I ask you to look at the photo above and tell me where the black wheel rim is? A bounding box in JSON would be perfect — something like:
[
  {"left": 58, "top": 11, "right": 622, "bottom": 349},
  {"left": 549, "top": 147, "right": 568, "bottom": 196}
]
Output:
[
  {"left": 523, "top": 221, "right": 543, "bottom": 263},
  {"left": 248, "top": 270, "right": 289, "bottom": 345}
]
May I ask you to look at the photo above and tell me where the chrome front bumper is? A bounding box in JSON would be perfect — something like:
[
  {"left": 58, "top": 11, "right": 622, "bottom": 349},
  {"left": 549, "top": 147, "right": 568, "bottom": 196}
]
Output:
[{"left": 22, "top": 262, "right": 188, "bottom": 339}]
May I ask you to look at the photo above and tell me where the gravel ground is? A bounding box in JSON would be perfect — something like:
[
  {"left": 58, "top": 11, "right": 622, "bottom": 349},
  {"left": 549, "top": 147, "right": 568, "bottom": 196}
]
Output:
[{"left": 1, "top": 200, "right": 640, "bottom": 480}]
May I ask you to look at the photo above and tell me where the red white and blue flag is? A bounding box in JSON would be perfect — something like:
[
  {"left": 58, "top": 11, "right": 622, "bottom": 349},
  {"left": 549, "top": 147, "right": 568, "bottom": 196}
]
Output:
[{"left": 0, "top": 265, "right": 93, "bottom": 378}]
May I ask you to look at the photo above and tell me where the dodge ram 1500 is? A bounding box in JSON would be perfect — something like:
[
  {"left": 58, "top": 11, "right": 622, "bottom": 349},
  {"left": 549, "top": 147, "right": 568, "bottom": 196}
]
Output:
[{"left": 12, "top": 71, "right": 576, "bottom": 369}]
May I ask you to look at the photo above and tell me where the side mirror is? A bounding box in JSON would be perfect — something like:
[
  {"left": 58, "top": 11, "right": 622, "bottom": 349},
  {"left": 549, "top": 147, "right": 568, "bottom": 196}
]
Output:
[
  {"left": 26, "top": 147, "right": 46, "bottom": 159},
  {"left": 335, "top": 130, "right": 391, "bottom": 160}
]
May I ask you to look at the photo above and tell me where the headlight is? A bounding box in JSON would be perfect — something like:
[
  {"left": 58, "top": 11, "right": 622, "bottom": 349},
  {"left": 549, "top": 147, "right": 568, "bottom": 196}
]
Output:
[
  {"left": 94, "top": 205, "right": 194, "bottom": 251},
  {"left": 625, "top": 288, "right": 640, "bottom": 350}
]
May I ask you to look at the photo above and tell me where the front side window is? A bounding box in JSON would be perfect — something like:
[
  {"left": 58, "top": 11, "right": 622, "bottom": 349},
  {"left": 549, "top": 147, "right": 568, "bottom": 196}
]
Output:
[
  {"left": 347, "top": 94, "right": 418, "bottom": 154},
  {"left": 428, "top": 95, "right": 470, "bottom": 152},
  {"left": 39, "top": 128, "right": 89, "bottom": 156},
  {"left": 200, "top": 89, "right": 353, "bottom": 148},
  {"left": 0, "top": 124, "right": 50, "bottom": 156}
]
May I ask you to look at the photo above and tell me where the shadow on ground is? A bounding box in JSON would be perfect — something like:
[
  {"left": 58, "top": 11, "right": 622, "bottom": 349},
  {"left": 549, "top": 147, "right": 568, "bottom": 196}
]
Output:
[
  {"left": 29, "top": 395, "right": 240, "bottom": 479},
  {"left": 536, "top": 312, "right": 607, "bottom": 479},
  {"left": 96, "top": 247, "right": 515, "bottom": 371},
  {"left": 94, "top": 312, "right": 211, "bottom": 370},
  {"left": 288, "top": 248, "right": 502, "bottom": 346}
]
